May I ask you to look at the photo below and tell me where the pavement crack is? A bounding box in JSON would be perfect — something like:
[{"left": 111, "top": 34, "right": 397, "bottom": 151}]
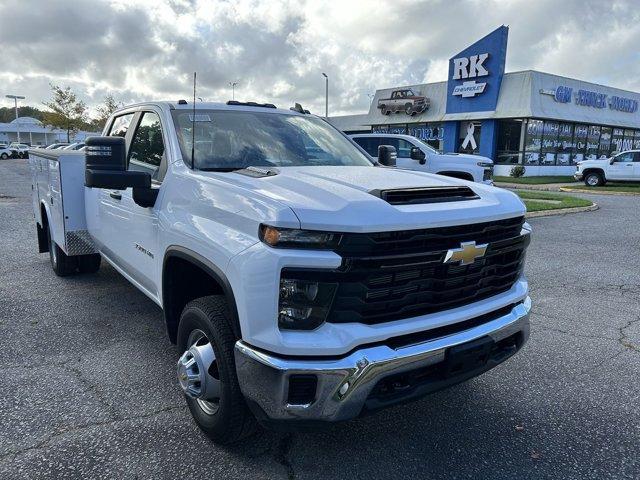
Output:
[
  {"left": 618, "top": 315, "right": 640, "bottom": 353},
  {"left": 273, "top": 433, "right": 296, "bottom": 480},
  {"left": 0, "top": 405, "right": 185, "bottom": 464}
]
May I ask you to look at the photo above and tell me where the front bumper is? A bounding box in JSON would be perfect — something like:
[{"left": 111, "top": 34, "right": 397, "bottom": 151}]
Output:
[
  {"left": 235, "top": 298, "right": 530, "bottom": 424},
  {"left": 574, "top": 172, "right": 583, "bottom": 180}
]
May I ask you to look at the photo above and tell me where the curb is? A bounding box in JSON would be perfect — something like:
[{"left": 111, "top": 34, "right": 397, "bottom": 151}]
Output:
[
  {"left": 526, "top": 203, "right": 598, "bottom": 218},
  {"left": 494, "top": 182, "right": 576, "bottom": 192},
  {"left": 559, "top": 187, "right": 640, "bottom": 196}
]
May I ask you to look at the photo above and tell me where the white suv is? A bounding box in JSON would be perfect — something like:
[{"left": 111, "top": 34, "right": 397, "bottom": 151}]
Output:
[
  {"left": 575, "top": 150, "right": 640, "bottom": 186},
  {"left": 350, "top": 133, "right": 493, "bottom": 184}
]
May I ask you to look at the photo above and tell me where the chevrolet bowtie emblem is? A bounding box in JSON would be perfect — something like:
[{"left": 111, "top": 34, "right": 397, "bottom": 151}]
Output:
[{"left": 443, "top": 241, "right": 488, "bottom": 265}]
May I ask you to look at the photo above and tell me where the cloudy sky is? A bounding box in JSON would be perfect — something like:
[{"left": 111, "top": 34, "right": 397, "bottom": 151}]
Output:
[{"left": 1, "top": 0, "right": 639, "bottom": 118}]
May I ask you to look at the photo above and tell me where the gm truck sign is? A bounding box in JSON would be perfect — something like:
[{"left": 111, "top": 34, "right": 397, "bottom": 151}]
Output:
[{"left": 446, "top": 26, "right": 508, "bottom": 114}]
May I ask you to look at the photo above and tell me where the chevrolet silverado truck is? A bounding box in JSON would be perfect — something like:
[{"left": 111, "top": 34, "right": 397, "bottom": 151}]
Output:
[
  {"left": 574, "top": 150, "right": 640, "bottom": 186},
  {"left": 350, "top": 133, "right": 494, "bottom": 184},
  {"left": 377, "top": 89, "right": 429, "bottom": 116},
  {"left": 29, "top": 100, "right": 531, "bottom": 444}
]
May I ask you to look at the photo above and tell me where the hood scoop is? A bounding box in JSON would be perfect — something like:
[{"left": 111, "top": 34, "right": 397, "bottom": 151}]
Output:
[
  {"left": 236, "top": 166, "right": 279, "bottom": 178},
  {"left": 371, "top": 186, "right": 479, "bottom": 205}
]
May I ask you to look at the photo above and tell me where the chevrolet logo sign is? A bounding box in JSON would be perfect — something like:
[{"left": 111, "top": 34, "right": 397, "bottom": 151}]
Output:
[{"left": 443, "top": 241, "right": 488, "bottom": 265}]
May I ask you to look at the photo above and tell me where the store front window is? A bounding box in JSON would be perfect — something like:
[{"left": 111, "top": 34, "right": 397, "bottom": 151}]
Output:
[
  {"left": 496, "top": 118, "right": 640, "bottom": 166},
  {"left": 496, "top": 119, "right": 524, "bottom": 165}
]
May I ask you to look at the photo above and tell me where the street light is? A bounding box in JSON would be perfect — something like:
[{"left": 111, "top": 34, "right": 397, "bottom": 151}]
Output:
[
  {"left": 322, "top": 73, "right": 328, "bottom": 118},
  {"left": 6, "top": 94, "right": 25, "bottom": 143},
  {"left": 228, "top": 81, "right": 239, "bottom": 101}
]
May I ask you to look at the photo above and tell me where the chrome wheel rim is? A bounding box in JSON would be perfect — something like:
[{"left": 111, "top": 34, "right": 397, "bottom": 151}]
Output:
[
  {"left": 177, "top": 328, "right": 221, "bottom": 415},
  {"left": 587, "top": 175, "right": 598, "bottom": 186}
]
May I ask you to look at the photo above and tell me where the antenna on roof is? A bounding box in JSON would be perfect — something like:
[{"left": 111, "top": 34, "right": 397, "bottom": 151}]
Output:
[{"left": 191, "top": 72, "right": 196, "bottom": 168}]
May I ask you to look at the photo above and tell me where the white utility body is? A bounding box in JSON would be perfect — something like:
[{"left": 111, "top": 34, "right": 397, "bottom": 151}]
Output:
[
  {"left": 350, "top": 133, "right": 494, "bottom": 184},
  {"left": 574, "top": 150, "right": 640, "bottom": 186},
  {"left": 30, "top": 100, "right": 531, "bottom": 443}
]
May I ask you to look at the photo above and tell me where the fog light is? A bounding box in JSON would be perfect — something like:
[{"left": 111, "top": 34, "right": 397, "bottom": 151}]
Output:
[{"left": 278, "top": 276, "right": 337, "bottom": 330}]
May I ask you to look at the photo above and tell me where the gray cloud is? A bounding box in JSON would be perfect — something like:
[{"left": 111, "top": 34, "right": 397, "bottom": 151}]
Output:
[{"left": 1, "top": 0, "right": 639, "bottom": 117}]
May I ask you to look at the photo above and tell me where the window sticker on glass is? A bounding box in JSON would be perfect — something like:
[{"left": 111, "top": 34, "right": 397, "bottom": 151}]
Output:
[{"left": 188, "top": 114, "right": 212, "bottom": 122}]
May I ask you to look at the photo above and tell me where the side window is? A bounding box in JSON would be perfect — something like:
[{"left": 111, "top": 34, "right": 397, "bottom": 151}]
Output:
[
  {"left": 633, "top": 152, "right": 640, "bottom": 162},
  {"left": 396, "top": 139, "right": 414, "bottom": 158},
  {"left": 108, "top": 113, "right": 135, "bottom": 137},
  {"left": 128, "top": 112, "right": 165, "bottom": 181},
  {"left": 614, "top": 152, "right": 633, "bottom": 162}
]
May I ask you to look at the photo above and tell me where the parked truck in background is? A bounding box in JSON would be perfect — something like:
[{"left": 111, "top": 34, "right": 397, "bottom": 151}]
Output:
[
  {"left": 350, "top": 133, "right": 494, "bottom": 184},
  {"left": 30, "top": 100, "right": 531, "bottom": 444},
  {"left": 574, "top": 150, "right": 640, "bottom": 186}
]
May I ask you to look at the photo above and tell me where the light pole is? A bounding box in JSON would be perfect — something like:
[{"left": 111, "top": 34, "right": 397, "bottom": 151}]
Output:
[
  {"left": 6, "top": 94, "right": 25, "bottom": 143},
  {"left": 322, "top": 73, "right": 328, "bottom": 118},
  {"left": 228, "top": 81, "right": 239, "bottom": 101}
]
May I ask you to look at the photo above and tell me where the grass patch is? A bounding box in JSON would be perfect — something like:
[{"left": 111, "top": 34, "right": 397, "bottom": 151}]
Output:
[
  {"left": 561, "top": 183, "right": 640, "bottom": 194},
  {"left": 494, "top": 175, "right": 576, "bottom": 184},
  {"left": 515, "top": 190, "right": 592, "bottom": 212}
]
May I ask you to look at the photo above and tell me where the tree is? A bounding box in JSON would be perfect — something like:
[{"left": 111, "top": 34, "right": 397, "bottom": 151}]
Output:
[
  {"left": 91, "top": 94, "right": 121, "bottom": 131},
  {"left": 42, "top": 84, "right": 88, "bottom": 142}
]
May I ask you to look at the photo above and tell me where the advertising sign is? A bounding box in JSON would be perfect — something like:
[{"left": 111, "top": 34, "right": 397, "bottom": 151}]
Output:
[{"left": 446, "top": 26, "right": 509, "bottom": 114}]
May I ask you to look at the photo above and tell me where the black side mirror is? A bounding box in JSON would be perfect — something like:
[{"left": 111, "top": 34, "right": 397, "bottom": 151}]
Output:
[
  {"left": 410, "top": 146, "right": 426, "bottom": 164},
  {"left": 378, "top": 145, "right": 397, "bottom": 167},
  {"left": 85, "top": 136, "right": 148, "bottom": 189},
  {"left": 84, "top": 136, "right": 158, "bottom": 207},
  {"left": 609, "top": 158, "right": 616, "bottom": 165}
]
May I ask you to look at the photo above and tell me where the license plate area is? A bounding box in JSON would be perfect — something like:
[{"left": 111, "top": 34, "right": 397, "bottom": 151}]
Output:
[{"left": 444, "top": 336, "right": 495, "bottom": 377}]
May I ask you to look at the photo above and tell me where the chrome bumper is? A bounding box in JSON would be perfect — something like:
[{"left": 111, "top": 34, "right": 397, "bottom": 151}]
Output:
[{"left": 235, "top": 298, "right": 531, "bottom": 423}]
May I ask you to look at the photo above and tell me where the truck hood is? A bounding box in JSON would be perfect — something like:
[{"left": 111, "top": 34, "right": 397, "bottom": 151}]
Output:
[
  {"left": 440, "top": 152, "right": 493, "bottom": 164},
  {"left": 215, "top": 166, "right": 524, "bottom": 232}
]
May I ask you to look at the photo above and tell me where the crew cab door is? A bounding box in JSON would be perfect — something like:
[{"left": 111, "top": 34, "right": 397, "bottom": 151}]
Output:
[
  {"left": 607, "top": 151, "right": 635, "bottom": 180},
  {"left": 99, "top": 110, "right": 167, "bottom": 299}
]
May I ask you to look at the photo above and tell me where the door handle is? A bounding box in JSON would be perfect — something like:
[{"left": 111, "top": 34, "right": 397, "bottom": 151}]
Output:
[{"left": 109, "top": 192, "right": 122, "bottom": 200}]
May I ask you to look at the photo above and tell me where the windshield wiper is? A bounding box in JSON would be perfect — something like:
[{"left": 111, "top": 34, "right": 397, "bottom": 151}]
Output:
[{"left": 198, "top": 166, "right": 246, "bottom": 172}]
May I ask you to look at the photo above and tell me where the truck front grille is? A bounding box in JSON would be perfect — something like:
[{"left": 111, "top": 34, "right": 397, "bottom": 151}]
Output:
[{"left": 282, "top": 216, "right": 527, "bottom": 325}]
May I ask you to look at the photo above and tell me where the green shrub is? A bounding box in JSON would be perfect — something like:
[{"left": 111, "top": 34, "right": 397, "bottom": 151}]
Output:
[{"left": 510, "top": 165, "right": 526, "bottom": 178}]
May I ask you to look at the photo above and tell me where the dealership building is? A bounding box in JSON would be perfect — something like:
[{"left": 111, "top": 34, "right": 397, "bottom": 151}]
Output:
[{"left": 329, "top": 26, "right": 640, "bottom": 176}]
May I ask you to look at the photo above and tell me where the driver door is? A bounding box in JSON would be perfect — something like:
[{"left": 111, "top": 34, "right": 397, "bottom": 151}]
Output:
[
  {"left": 100, "top": 110, "right": 167, "bottom": 299},
  {"left": 608, "top": 151, "right": 635, "bottom": 180}
]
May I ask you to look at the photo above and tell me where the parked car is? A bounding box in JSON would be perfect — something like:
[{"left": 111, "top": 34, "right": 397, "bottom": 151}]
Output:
[
  {"left": 30, "top": 100, "right": 531, "bottom": 444},
  {"left": 575, "top": 150, "right": 640, "bottom": 186},
  {"left": 9, "top": 143, "right": 30, "bottom": 158},
  {"left": 350, "top": 133, "right": 493, "bottom": 184},
  {"left": 63, "top": 142, "right": 86, "bottom": 150},
  {"left": 0, "top": 146, "right": 13, "bottom": 159},
  {"left": 45, "top": 143, "right": 70, "bottom": 150},
  {"left": 377, "top": 89, "right": 429, "bottom": 116}
]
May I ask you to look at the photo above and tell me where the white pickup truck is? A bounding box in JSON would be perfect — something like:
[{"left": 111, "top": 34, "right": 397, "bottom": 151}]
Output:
[
  {"left": 29, "top": 100, "right": 531, "bottom": 443},
  {"left": 350, "top": 133, "right": 494, "bottom": 184},
  {"left": 574, "top": 150, "right": 640, "bottom": 186}
]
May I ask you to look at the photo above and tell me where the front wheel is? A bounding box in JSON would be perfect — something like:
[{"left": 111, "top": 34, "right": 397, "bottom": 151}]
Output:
[
  {"left": 584, "top": 172, "right": 604, "bottom": 187},
  {"left": 0, "top": 153, "right": 8, "bottom": 159},
  {"left": 176, "top": 296, "right": 256, "bottom": 444}
]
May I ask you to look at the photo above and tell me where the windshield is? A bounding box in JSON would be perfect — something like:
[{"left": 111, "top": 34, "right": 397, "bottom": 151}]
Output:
[
  {"left": 171, "top": 110, "right": 373, "bottom": 170},
  {"left": 411, "top": 137, "right": 438, "bottom": 154}
]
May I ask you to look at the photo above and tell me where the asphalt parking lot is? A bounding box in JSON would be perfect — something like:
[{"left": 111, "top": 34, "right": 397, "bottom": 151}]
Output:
[{"left": 0, "top": 158, "right": 638, "bottom": 479}]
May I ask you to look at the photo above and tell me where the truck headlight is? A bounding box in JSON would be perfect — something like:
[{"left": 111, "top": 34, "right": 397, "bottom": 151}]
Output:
[
  {"left": 477, "top": 162, "right": 494, "bottom": 168},
  {"left": 260, "top": 224, "right": 341, "bottom": 249},
  {"left": 278, "top": 277, "right": 337, "bottom": 330}
]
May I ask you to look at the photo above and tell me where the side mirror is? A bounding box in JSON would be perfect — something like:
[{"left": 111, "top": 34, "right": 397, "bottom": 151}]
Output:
[
  {"left": 378, "top": 145, "right": 397, "bottom": 167},
  {"left": 609, "top": 158, "right": 616, "bottom": 165},
  {"left": 85, "top": 136, "right": 149, "bottom": 189},
  {"left": 410, "top": 146, "right": 426, "bottom": 164}
]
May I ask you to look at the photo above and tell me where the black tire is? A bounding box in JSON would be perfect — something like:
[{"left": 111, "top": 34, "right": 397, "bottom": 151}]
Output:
[
  {"left": 0, "top": 153, "right": 7, "bottom": 159},
  {"left": 77, "top": 254, "right": 101, "bottom": 273},
  {"left": 405, "top": 103, "right": 413, "bottom": 115},
  {"left": 46, "top": 223, "right": 77, "bottom": 276},
  {"left": 584, "top": 171, "right": 604, "bottom": 187},
  {"left": 177, "top": 296, "right": 256, "bottom": 444},
  {"left": 379, "top": 104, "right": 389, "bottom": 115}
]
